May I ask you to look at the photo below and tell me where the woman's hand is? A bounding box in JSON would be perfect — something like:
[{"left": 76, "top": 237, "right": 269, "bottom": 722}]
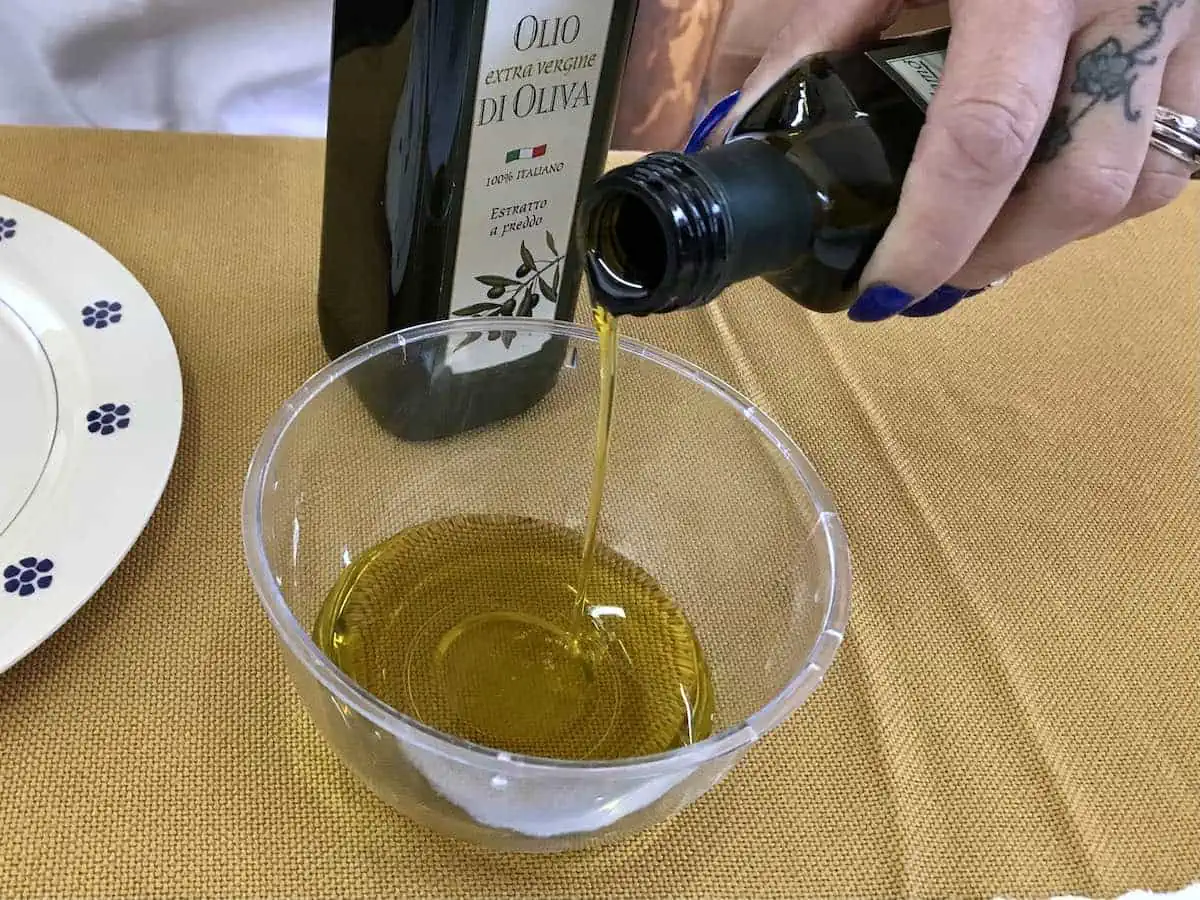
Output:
[{"left": 724, "top": 0, "right": 1199, "bottom": 320}]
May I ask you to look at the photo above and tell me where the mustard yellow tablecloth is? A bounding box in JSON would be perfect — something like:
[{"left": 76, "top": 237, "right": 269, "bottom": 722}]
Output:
[{"left": 0, "top": 127, "right": 1197, "bottom": 899}]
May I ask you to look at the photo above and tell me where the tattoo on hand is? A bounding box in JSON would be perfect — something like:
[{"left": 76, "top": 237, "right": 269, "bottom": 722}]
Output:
[{"left": 1032, "top": 0, "right": 1188, "bottom": 164}]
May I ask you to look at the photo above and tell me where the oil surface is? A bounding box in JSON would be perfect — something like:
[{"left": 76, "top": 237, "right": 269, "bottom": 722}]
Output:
[{"left": 313, "top": 514, "right": 714, "bottom": 760}]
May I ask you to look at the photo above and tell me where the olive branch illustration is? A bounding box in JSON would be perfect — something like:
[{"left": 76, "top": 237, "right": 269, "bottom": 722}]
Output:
[{"left": 453, "top": 230, "right": 564, "bottom": 350}]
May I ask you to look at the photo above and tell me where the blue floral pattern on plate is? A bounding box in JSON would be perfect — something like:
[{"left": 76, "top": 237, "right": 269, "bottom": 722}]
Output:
[
  {"left": 86, "top": 403, "right": 132, "bottom": 435},
  {"left": 82, "top": 300, "right": 123, "bottom": 329},
  {"left": 0, "top": 195, "right": 182, "bottom": 676},
  {"left": 3, "top": 558, "right": 54, "bottom": 597}
]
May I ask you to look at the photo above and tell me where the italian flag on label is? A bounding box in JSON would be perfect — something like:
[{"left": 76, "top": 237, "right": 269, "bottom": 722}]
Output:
[{"left": 505, "top": 144, "right": 547, "bottom": 163}]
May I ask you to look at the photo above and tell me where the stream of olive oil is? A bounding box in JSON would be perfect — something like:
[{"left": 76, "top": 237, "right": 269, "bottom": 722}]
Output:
[
  {"left": 573, "top": 304, "right": 618, "bottom": 613},
  {"left": 313, "top": 305, "right": 714, "bottom": 761}
]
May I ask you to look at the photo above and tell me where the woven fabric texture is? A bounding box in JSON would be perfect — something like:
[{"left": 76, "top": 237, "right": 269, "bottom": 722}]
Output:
[{"left": 0, "top": 129, "right": 1197, "bottom": 899}]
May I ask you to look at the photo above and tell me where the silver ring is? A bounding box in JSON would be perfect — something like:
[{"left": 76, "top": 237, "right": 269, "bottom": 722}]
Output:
[{"left": 1152, "top": 105, "right": 1200, "bottom": 178}]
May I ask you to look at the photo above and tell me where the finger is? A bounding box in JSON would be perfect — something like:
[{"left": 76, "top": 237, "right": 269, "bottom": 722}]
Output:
[
  {"left": 1123, "top": 28, "right": 1200, "bottom": 221},
  {"left": 709, "top": 0, "right": 900, "bottom": 146},
  {"left": 848, "top": 0, "right": 1073, "bottom": 322},
  {"left": 948, "top": 0, "right": 1196, "bottom": 291}
]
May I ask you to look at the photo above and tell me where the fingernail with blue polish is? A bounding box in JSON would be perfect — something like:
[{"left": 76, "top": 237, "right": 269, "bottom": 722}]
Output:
[
  {"left": 848, "top": 284, "right": 914, "bottom": 322},
  {"left": 684, "top": 91, "right": 741, "bottom": 154},
  {"left": 899, "top": 285, "right": 973, "bottom": 318}
]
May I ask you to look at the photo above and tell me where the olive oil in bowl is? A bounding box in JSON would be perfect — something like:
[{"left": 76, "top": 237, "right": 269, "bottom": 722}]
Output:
[{"left": 312, "top": 513, "right": 713, "bottom": 760}]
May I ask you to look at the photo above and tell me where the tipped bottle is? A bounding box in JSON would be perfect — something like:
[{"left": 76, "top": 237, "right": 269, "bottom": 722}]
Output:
[{"left": 577, "top": 27, "right": 949, "bottom": 317}]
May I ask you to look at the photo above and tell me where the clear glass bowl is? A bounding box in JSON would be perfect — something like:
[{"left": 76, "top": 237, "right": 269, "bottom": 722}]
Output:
[{"left": 242, "top": 318, "right": 850, "bottom": 853}]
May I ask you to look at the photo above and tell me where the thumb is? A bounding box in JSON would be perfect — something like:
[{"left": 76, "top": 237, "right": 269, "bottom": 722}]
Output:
[{"left": 712, "top": 0, "right": 904, "bottom": 143}]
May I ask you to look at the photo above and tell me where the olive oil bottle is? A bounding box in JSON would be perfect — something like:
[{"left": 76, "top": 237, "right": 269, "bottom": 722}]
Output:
[
  {"left": 576, "top": 27, "right": 951, "bottom": 317},
  {"left": 317, "top": 0, "right": 638, "bottom": 441}
]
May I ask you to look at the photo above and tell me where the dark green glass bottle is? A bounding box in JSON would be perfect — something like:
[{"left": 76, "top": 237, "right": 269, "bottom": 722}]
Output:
[
  {"left": 577, "top": 28, "right": 949, "bottom": 317},
  {"left": 318, "top": 0, "right": 638, "bottom": 440}
]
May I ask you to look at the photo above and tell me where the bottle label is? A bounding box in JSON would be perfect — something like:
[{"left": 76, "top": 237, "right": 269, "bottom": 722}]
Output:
[
  {"left": 867, "top": 46, "right": 945, "bottom": 109},
  {"left": 447, "top": 1, "right": 616, "bottom": 374}
]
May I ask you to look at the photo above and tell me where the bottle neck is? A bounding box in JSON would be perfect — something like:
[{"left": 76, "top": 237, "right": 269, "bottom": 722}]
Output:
[
  {"left": 579, "top": 153, "right": 730, "bottom": 316},
  {"left": 578, "top": 140, "right": 815, "bottom": 316}
]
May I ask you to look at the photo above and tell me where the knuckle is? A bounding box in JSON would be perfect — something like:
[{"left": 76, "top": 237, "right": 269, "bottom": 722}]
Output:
[
  {"left": 932, "top": 86, "right": 1045, "bottom": 181},
  {"left": 1051, "top": 162, "right": 1141, "bottom": 225},
  {"left": 1125, "top": 170, "right": 1188, "bottom": 219},
  {"left": 1033, "top": 0, "right": 1074, "bottom": 29}
]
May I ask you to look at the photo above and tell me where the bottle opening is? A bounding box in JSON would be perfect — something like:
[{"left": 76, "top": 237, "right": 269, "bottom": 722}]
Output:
[
  {"left": 580, "top": 151, "right": 735, "bottom": 316},
  {"left": 589, "top": 193, "right": 668, "bottom": 304}
]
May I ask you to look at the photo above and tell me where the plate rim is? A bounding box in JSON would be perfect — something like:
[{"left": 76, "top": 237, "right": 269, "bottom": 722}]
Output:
[{"left": 0, "top": 194, "right": 183, "bottom": 674}]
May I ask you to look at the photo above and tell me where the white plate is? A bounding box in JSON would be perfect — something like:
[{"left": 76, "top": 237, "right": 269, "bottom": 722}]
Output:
[{"left": 0, "top": 196, "right": 182, "bottom": 674}]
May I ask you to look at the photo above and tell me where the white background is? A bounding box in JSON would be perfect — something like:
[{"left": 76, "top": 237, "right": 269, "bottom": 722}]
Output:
[{"left": 0, "top": 0, "right": 333, "bottom": 136}]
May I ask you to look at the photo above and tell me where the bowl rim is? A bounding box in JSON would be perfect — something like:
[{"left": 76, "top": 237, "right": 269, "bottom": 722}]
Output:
[{"left": 241, "top": 317, "right": 851, "bottom": 777}]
